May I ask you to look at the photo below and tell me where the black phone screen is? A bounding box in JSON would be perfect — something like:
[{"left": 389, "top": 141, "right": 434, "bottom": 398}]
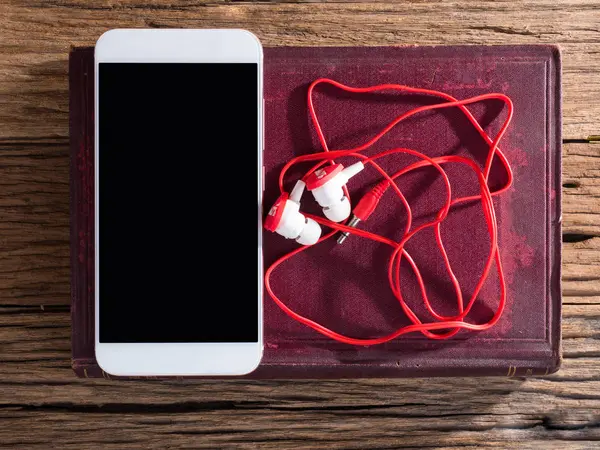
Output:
[{"left": 98, "top": 63, "right": 259, "bottom": 343}]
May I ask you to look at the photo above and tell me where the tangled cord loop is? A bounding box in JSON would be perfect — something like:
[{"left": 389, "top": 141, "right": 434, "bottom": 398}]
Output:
[{"left": 265, "top": 78, "right": 514, "bottom": 346}]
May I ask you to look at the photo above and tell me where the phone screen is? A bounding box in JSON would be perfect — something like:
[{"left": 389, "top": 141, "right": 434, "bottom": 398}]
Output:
[{"left": 98, "top": 63, "right": 259, "bottom": 343}]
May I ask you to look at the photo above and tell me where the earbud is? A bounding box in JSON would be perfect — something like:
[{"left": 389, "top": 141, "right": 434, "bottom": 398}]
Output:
[
  {"left": 264, "top": 181, "right": 321, "bottom": 245},
  {"left": 305, "top": 162, "right": 364, "bottom": 222}
]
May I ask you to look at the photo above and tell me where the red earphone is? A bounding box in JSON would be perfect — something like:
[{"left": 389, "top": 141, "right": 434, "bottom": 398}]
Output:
[{"left": 264, "top": 78, "right": 514, "bottom": 346}]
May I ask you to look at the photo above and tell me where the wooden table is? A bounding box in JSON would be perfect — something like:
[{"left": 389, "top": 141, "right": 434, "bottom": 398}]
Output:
[{"left": 1, "top": 1, "right": 599, "bottom": 448}]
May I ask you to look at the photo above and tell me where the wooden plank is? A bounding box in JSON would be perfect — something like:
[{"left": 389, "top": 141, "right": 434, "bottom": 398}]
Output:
[
  {"left": 0, "top": 142, "right": 596, "bottom": 308},
  {"left": 563, "top": 143, "right": 600, "bottom": 237},
  {"left": 0, "top": 409, "right": 598, "bottom": 449},
  {"left": 0, "top": 407, "right": 598, "bottom": 450},
  {"left": 1, "top": 0, "right": 599, "bottom": 140},
  {"left": 1, "top": 300, "right": 599, "bottom": 446},
  {"left": 563, "top": 236, "right": 600, "bottom": 301},
  {"left": 0, "top": 144, "right": 69, "bottom": 307},
  {"left": 1, "top": 306, "right": 600, "bottom": 448}
]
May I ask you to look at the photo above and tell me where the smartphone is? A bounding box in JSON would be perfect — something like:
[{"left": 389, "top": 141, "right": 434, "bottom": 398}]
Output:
[{"left": 94, "top": 29, "right": 263, "bottom": 376}]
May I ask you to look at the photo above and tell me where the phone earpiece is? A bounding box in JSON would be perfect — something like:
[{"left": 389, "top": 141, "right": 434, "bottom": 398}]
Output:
[
  {"left": 305, "top": 162, "right": 364, "bottom": 222},
  {"left": 264, "top": 181, "right": 321, "bottom": 246}
]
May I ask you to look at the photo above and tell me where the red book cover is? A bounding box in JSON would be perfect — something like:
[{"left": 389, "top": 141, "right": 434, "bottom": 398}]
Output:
[{"left": 70, "top": 45, "right": 561, "bottom": 378}]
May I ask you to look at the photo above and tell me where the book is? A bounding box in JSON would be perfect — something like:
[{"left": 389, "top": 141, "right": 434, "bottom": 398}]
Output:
[{"left": 70, "top": 45, "right": 561, "bottom": 378}]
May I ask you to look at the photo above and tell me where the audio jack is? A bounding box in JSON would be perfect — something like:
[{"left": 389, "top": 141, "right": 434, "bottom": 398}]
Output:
[
  {"left": 337, "top": 215, "right": 361, "bottom": 244},
  {"left": 337, "top": 179, "right": 391, "bottom": 244}
]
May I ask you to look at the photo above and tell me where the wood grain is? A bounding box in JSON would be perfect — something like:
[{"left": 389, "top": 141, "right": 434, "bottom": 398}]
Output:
[
  {"left": 563, "top": 143, "right": 600, "bottom": 237},
  {"left": 1, "top": 306, "right": 600, "bottom": 449},
  {"left": 1, "top": 0, "right": 600, "bottom": 447},
  {"left": 0, "top": 144, "right": 69, "bottom": 307},
  {"left": 0, "top": 141, "right": 598, "bottom": 447},
  {"left": 1, "top": 0, "right": 600, "bottom": 140},
  {"left": 0, "top": 142, "right": 595, "bottom": 308}
]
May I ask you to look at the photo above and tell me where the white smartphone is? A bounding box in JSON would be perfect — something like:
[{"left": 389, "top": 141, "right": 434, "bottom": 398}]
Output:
[{"left": 94, "top": 29, "right": 263, "bottom": 376}]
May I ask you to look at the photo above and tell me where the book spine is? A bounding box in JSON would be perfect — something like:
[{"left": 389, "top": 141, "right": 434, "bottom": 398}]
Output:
[
  {"left": 72, "top": 358, "right": 108, "bottom": 379},
  {"left": 505, "top": 364, "right": 561, "bottom": 378},
  {"left": 70, "top": 357, "right": 559, "bottom": 379},
  {"left": 70, "top": 48, "right": 96, "bottom": 377}
]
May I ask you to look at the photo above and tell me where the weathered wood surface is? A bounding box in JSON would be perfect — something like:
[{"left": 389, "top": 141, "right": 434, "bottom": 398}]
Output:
[
  {"left": 0, "top": 0, "right": 599, "bottom": 448},
  {"left": 1, "top": 0, "right": 600, "bottom": 141}
]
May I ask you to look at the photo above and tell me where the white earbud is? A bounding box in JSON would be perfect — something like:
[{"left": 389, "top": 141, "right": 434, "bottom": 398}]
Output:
[
  {"left": 264, "top": 181, "right": 321, "bottom": 245},
  {"left": 305, "top": 162, "right": 364, "bottom": 222}
]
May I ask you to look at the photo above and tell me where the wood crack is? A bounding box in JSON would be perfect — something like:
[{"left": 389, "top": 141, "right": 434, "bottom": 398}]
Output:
[
  {"left": 469, "top": 25, "right": 539, "bottom": 37},
  {"left": 563, "top": 233, "right": 596, "bottom": 243}
]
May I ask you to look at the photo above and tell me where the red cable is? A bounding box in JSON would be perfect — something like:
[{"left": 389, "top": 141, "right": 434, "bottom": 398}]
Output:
[{"left": 265, "top": 78, "right": 513, "bottom": 345}]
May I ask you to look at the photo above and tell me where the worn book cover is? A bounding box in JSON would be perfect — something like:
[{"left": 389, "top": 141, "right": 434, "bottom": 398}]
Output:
[{"left": 70, "top": 45, "right": 561, "bottom": 378}]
